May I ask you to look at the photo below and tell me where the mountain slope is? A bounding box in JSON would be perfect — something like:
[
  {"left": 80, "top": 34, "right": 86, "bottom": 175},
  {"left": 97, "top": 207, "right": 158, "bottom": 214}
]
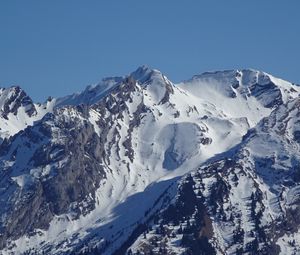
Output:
[
  {"left": 127, "top": 96, "right": 300, "bottom": 255},
  {"left": 0, "top": 67, "right": 300, "bottom": 255}
]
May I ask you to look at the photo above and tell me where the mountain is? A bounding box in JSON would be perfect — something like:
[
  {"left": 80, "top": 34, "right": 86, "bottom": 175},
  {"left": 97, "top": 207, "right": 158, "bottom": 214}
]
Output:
[{"left": 0, "top": 66, "right": 300, "bottom": 255}]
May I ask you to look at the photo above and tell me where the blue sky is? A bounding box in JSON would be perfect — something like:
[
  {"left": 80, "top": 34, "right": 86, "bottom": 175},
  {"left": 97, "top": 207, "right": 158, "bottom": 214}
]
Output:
[{"left": 0, "top": 1, "right": 299, "bottom": 102}]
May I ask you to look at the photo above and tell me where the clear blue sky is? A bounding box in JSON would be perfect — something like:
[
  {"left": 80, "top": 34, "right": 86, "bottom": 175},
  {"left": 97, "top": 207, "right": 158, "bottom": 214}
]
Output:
[{"left": 0, "top": 1, "right": 299, "bottom": 102}]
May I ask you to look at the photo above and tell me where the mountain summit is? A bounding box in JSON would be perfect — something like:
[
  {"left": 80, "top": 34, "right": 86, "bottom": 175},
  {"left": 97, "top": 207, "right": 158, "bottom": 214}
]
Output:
[{"left": 1, "top": 67, "right": 300, "bottom": 255}]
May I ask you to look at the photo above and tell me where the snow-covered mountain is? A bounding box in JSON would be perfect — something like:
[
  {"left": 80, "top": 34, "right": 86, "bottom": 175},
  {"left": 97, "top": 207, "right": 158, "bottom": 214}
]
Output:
[{"left": 0, "top": 66, "right": 300, "bottom": 255}]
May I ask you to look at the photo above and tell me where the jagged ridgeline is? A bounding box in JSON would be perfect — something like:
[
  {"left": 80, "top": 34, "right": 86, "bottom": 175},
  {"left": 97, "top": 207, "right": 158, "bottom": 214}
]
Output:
[{"left": 1, "top": 66, "right": 300, "bottom": 254}]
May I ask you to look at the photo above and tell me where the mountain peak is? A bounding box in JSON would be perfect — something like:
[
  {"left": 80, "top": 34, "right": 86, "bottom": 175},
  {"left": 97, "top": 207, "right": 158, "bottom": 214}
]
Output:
[
  {"left": 0, "top": 85, "right": 37, "bottom": 119},
  {"left": 188, "top": 68, "right": 283, "bottom": 93},
  {"left": 130, "top": 65, "right": 163, "bottom": 84}
]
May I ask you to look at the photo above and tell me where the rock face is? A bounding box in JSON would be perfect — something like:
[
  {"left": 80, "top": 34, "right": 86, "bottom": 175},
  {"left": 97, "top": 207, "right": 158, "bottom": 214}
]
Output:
[{"left": 1, "top": 66, "right": 300, "bottom": 255}]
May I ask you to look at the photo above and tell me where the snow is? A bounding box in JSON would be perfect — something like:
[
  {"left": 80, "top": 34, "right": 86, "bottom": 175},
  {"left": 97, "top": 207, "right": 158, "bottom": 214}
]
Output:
[
  {"left": 88, "top": 109, "right": 101, "bottom": 136},
  {"left": 178, "top": 70, "right": 273, "bottom": 127},
  {"left": 54, "top": 77, "right": 123, "bottom": 107},
  {"left": 277, "top": 230, "right": 300, "bottom": 255}
]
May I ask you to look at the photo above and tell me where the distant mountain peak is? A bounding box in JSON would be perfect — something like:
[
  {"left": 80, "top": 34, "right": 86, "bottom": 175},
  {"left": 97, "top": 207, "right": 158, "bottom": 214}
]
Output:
[
  {"left": 0, "top": 85, "right": 36, "bottom": 118},
  {"left": 130, "top": 65, "right": 164, "bottom": 84}
]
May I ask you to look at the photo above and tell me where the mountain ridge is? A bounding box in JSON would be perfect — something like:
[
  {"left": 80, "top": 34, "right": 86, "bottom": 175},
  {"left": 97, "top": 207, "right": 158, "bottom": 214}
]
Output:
[{"left": 1, "top": 66, "right": 300, "bottom": 254}]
